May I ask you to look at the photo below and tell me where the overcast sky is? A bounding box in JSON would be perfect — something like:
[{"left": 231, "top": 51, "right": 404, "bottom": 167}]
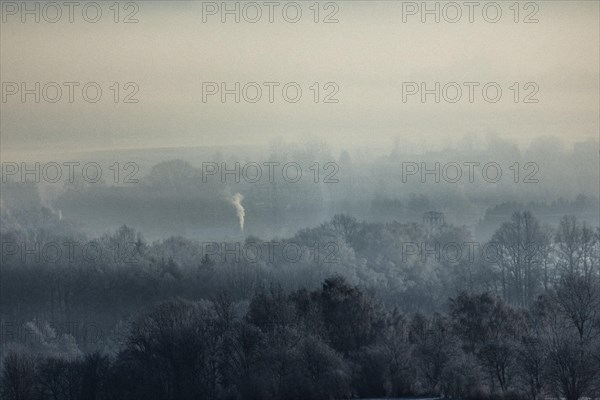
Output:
[{"left": 1, "top": 1, "right": 598, "bottom": 157}]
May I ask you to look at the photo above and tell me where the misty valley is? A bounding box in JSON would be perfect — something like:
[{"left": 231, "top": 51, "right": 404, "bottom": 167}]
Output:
[{"left": 1, "top": 139, "right": 599, "bottom": 400}]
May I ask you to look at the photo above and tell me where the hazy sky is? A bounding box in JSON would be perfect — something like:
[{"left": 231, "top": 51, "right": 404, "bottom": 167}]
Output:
[{"left": 1, "top": 0, "right": 599, "bottom": 157}]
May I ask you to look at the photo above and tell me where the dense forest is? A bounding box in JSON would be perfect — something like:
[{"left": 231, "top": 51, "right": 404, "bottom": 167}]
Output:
[{"left": 1, "top": 202, "right": 599, "bottom": 399}]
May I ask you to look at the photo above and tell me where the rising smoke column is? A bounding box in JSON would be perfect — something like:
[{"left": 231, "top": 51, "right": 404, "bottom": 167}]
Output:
[
  {"left": 230, "top": 193, "right": 245, "bottom": 232},
  {"left": 37, "top": 182, "right": 65, "bottom": 220}
]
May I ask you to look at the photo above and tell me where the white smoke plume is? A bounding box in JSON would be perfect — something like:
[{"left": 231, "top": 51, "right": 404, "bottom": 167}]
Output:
[
  {"left": 37, "top": 182, "right": 66, "bottom": 220},
  {"left": 230, "top": 193, "right": 245, "bottom": 232}
]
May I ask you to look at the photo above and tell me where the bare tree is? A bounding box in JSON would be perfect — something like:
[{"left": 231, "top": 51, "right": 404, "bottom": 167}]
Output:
[
  {"left": 1, "top": 351, "right": 36, "bottom": 400},
  {"left": 555, "top": 216, "right": 599, "bottom": 278},
  {"left": 492, "top": 211, "right": 547, "bottom": 307}
]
